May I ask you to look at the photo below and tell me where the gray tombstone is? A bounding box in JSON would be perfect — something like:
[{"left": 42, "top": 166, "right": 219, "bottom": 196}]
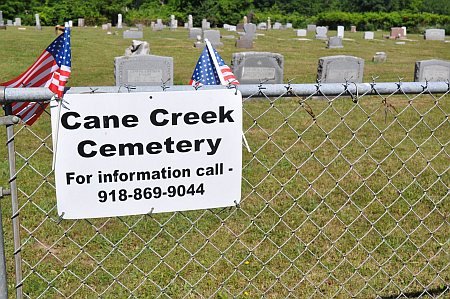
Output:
[
  {"left": 15, "top": 18, "right": 21, "bottom": 26},
  {"left": 317, "top": 55, "right": 365, "bottom": 83},
  {"left": 414, "top": 59, "right": 450, "bottom": 82},
  {"left": 125, "top": 40, "right": 150, "bottom": 56},
  {"left": 351, "top": 26, "right": 357, "bottom": 33},
  {"left": 364, "top": 31, "right": 374, "bottom": 40},
  {"left": 117, "top": 14, "right": 123, "bottom": 29},
  {"left": 236, "top": 23, "right": 256, "bottom": 49},
  {"left": 115, "top": 55, "right": 173, "bottom": 86},
  {"left": 202, "top": 19, "right": 210, "bottom": 30},
  {"left": 273, "top": 22, "right": 282, "bottom": 30},
  {"left": 337, "top": 26, "right": 344, "bottom": 38},
  {"left": 425, "top": 29, "right": 445, "bottom": 41},
  {"left": 315, "top": 26, "right": 328, "bottom": 39},
  {"left": 189, "top": 28, "right": 202, "bottom": 39},
  {"left": 372, "top": 52, "right": 387, "bottom": 63},
  {"left": 153, "top": 19, "right": 163, "bottom": 31},
  {"left": 123, "top": 30, "right": 144, "bottom": 39},
  {"left": 35, "top": 14, "right": 41, "bottom": 30},
  {"left": 78, "top": 18, "right": 85, "bottom": 27},
  {"left": 327, "top": 36, "right": 343, "bottom": 48},
  {"left": 188, "top": 15, "right": 193, "bottom": 28},
  {"left": 267, "top": 17, "right": 271, "bottom": 30},
  {"left": 203, "top": 30, "right": 223, "bottom": 47},
  {"left": 231, "top": 52, "right": 284, "bottom": 84},
  {"left": 257, "top": 22, "right": 267, "bottom": 30},
  {"left": 286, "top": 23, "right": 293, "bottom": 29},
  {"left": 307, "top": 24, "right": 316, "bottom": 32},
  {"left": 297, "top": 29, "right": 307, "bottom": 37},
  {"left": 0, "top": 11, "right": 2, "bottom": 23},
  {"left": 7, "top": 20, "right": 12, "bottom": 26}
]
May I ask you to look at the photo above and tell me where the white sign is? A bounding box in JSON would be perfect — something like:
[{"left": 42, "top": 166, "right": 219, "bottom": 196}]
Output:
[{"left": 51, "top": 90, "right": 243, "bottom": 219}]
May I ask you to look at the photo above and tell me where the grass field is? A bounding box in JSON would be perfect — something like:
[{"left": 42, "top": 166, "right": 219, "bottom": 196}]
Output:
[{"left": 0, "top": 26, "right": 449, "bottom": 298}]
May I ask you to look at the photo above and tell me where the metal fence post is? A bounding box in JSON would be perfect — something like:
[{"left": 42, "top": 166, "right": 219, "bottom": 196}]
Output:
[{"left": 3, "top": 102, "right": 23, "bottom": 299}]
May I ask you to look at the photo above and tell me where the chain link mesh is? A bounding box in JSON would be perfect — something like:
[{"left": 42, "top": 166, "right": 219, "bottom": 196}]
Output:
[{"left": 2, "top": 83, "right": 449, "bottom": 298}]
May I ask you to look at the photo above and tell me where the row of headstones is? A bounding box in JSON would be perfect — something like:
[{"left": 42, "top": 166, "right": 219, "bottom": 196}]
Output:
[
  {"left": 296, "top": 26, "right": 446, "bottom": 42},
  {"left": 188, "top": 23, "right": 257, "bottom": 49},
  {"left": 115, "top": 50, "right": 450, "bottom": 87}
]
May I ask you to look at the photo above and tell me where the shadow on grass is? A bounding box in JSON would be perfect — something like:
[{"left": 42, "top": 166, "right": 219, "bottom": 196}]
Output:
[{"left": 380, "top": 285, "right": 449, "bottom": 299}]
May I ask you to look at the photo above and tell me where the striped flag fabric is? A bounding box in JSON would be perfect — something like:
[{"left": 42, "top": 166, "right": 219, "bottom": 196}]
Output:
[
  {"left": 1, "top": 27, "right": 71, "bottom": 125},
  {"left": 189, "top": 39, "right": 239, "bottom": 87}
]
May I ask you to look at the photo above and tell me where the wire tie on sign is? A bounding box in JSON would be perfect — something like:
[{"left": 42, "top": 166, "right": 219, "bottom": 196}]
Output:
[
  {"left": 161, "top": 78, "right": 171, "bottom": 91},
  {"left": 234, "top": 200, "right": 240, "bottom": 209},
  {"left": 148, "top": 207, "right": 155, "bottom": 216},
  {"left": 57, "top": 212, "right": 65, "bottom": 224},
  {"left": 193, "top": 81, "right": 203, "bottom": 91},
  {"left": 226, "top": 81, "right": 239, "bottom": 95}
]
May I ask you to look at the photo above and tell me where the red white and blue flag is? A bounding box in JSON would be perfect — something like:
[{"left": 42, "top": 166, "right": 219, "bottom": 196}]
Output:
[
  {"left": 189, "top": 39, "right": 239, "bottom": 87},
  {"left": 1, "top": 27, "right": 71, "bottom": 125}
]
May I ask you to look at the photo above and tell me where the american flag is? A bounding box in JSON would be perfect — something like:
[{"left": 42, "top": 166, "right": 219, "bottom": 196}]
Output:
[
  {"left": 189, "top": 39, "right": 239, "bottom": 86},
  {"left": 1, "top": 27, "right": 71, "bottom": 125}
]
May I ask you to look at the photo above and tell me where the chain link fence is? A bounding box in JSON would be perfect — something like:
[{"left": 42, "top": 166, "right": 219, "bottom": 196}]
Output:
[{"left": 1, "top": 82, "right": 449, "bottom": 298}]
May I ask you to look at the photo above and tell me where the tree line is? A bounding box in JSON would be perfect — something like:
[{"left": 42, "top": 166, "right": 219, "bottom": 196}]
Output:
[{"left": 0, "top": 0, "right": 449, "bottom": 31}]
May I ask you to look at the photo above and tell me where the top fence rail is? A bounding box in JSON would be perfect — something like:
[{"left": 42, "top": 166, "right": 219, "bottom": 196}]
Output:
[{"left": 1, "top": 81, "right": 449, "bottom": 102}]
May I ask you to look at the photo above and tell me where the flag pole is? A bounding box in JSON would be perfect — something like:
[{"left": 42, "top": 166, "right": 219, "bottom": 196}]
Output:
[{"left": 204, "top": 39, "right": 226, "bottom": 85}]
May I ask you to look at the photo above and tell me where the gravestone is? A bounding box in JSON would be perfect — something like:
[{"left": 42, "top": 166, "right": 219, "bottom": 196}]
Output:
[
  {"left": 78, "top": 18, "right": 85, "bottom": 27},
  {"left": 189, "top": 28, "right": 202, "bottom": 39},
  {"left": 153, "top": 19, "right": 163, "bottom": 31},
  {"left": 390, "top": 27, "right": 406, "bottom": 39},
  {"left": 372, "top": 52, "right": 387, "bottom": 63},
  {"left": 35, "top": 14, "right": 41, "bottom": 30},
  {"left": 125, "top": 40, "right": 150, "bottom": 56},
  {"left": 286, "top": 23, "right": 293, "bottom": 29},
  {"left": 231, "top": 52, "right": 284, "bottom": 84},
  {"left": 337, "top": 26, "right": 344, "bottom": 38},
  {"left": 364, "top": 31, "right": 374, "bottom": 40},
  {"left": 0, "top": 11, "right": 3, "bottom": 26},
  {"left": 327, "top": 36, "right": 343, "bottom": 48},
  {"left": 243, "top": 16, "right": 248, "bottom": 25},
  {"left": 425, "top": 29, "right": 445, "bottom": 41},
  {"left": 273, "top": 22, "right": 282, "bottom": 30},
  {"left": 170, "top": 15, "right": 177, "bottom": 30},
  {"left": 203, "top": 30, "right": 223, "bottom": 47},
  {"left": 350, "top": 26, "right": 356, "bottom": 33},
  {"left": 307, "top": 24, "right": 316, "bottom": 32},
  {"left": 188, "top": 15, "right": 193, "bottom": 28},
  {"left": 102, "top": 24, "right": 109, "bottom": 30},
  {"left": 117, "top": 14, "right": 123, "bottom": 29},
  {"left": 315, "top": 26, "right": 328, "bottom": 39},
  {"left": 414, "top": 59, "right": 450, "bottom": 82},
  {"left": 267, "top": 17, "right": 271, "bottom": 30},
  {"left": 257, "top": 22, "right": 267, "bottom": 30},
  {"left": 7, "top": 20, "right": 12, "bottom": 26},
  {"left": 317, "top": 55, "right": 365, "bottom": 83},
  {"left": 123, "top": 30, "right": 144, "bottom": 39},
  {"left": 236, "top": 23, "right": 256, "bottom": 49},
  {"left": 297, "top": 29, "right": 307, "bottom": 37},
  {"left": 202, "top": 19, "right": 210, "bottom": 30},
  {"left": 15, "top": 18, "right": 21, "bottom": 26},
  {"left": 194, "top": 35, "right": 204, "bottom": 48},
  {"left": 229, "top": 26, "right": 237, "bottom": 32},
  {"left": 115, "top": 55, "right": 173, "bottom": 86},
  {"left": 68, "top": 20, "right": 73, "bottom": 27}
]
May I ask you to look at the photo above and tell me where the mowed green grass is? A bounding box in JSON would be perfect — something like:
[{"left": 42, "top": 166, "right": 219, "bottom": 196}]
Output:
[{"left": 0, "top": 26, "right": 449, "bottom": 298}]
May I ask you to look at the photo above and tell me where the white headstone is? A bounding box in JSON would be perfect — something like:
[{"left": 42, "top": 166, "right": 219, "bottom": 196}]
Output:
[
  {"left": 68, "top": 20, "right": 73, "bottom": 27},
  {"left": 315, "top": 26, "right": 328, "bottom": 39},
  {"left": 297, "top": 29, "right": 307, "bottom": 37},
  {"left": 425, "top": 29, "right": 445, "bottom": 41},
  {"left": 117, "top": 14, "right": 123, "bottom": 29},
  {"left": 188, "top": 15, "right": 193, "bottom": 28},
  {"left": 364, "top": 31, "right": 374, "bottom": 40},
  {"left": 35, "top": 14, "right": 41, "bottom": 30},
  {"left": 337, "top": 26, "right": 344, "bottom": 38},
  {"left": 15, "top": 18, "right": 21, "bottom": 26}
]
